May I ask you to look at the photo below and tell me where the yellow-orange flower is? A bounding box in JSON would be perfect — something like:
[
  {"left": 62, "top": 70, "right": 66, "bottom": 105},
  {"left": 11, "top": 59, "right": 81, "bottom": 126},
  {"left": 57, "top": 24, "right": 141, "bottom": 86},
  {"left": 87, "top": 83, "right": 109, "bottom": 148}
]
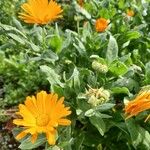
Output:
[
  {"left": 13, "top": 91, "right": 71, "bottom": 145},
  {"left": 127, "top": 9, "right": 135, "bottom": 17},
  {"left": 19, "top": 0, "right": 63, "bottom": 24},
  {"left": 95, "top": 18, "right": 108, "bottom": 32},
  {"left": 124, "top": 90, "right": 150, "bottom": 122},
  {"left": 78, "top": 0, "right": 84, "bottom": 7}
]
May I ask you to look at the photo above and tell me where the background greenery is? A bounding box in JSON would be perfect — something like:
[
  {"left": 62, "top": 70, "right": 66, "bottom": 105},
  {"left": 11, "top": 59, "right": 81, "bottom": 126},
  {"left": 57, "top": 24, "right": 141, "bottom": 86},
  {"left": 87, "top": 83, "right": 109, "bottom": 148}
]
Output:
[{"left": 0, "top": 0, "right": 150, "bottom": 150}]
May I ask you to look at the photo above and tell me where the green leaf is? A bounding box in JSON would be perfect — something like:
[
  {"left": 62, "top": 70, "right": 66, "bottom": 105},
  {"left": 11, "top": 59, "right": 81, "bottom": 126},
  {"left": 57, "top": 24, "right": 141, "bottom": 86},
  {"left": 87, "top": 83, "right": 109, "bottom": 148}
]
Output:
[
  {"left": 73, "top": 37, "right": 86, "bottom": 56},
  {"left": 40, "top": 65, "right": 64, "bottom": 88},
  {"left": 74, "top": 2, "right": 91, "bottom": 20},
  {"left": 66, "top": 67, "right": 80, "bottom": 93},
  {"left": 85, "top": 109, "right": 112, "bottom": 118},
  {"left": 74, "top": 133, "right": 85, "bottom": 150},
  {"left": 138, "top": 127, "right": 150, "bottom": 149},
  {"left": 112, "top": 77, "right": 139, "bottom": 91},
  {"left": 126, "top": 31, "right": 141, "bottom": 40},
  {"left": 19, "top": 134, "right": 46, "bottom": 150},
  {"left": 0, "top": 23, "right": 27, "bottom": 38},
  {"left": 109, "top": 60, "right": 128, "bottom": 76},
  {"left": 99, "top": 113, "right": 112, "bottom": 119},
  {"left": 12, "top": 17, "right": 24, "bottom": 31},
  {"left": 118, "top": 0, "right": 125, "bottom": 9},
  {"left": 95, "top": 103, "right": 115, "bottom": 112},
  {"left": 28, "top": 42, "right": 40, "bottom": 52},
  {"left": 144, "top": 62, "right": 150, "bottom": 84},
  {"left": 113, "top": 122, "right": 129, "bottom": 135},
  {"left": 49, "top": 36, "right": 63, "bottom": 53},
  {"left": 8, "top": 33, "right": 26, "bottom": 45},
  {"left": 57, "top": 127, "right": 72, "bottom": 150},
  {"left": 41, "top": 50, "right": 59, "bottom": 64},
  {"left": 52, "top": 84, "right": 64, "bottom": 97},
  {"left": 111, "top": 87, "right": 130, "bottom": 95},
  {"left": 125, "top": 119, "right": 142, "bottom": 148},
  {"left": 90, "top": 115, "right": 106, "bottom": 136},
  {"left": 77, "top": 99, "right": 91, "bottom": 112},
  {"left": 85, "top": 109, "right": 95, "bottom": 117},
  {"left": 83, "top": 132, "right": 102, "bottom": 147},
  {"left": 126, "top": 119, "right": 150, "bottom": 149},
  {"left": 106, "top": 35, "right": 118, "bottom": 63},
  {"left": 72, "top": 67, "right": 80, "bottom": 92},
  {"left": 99, "top": 8, "right": 110, "bottom": 19}
]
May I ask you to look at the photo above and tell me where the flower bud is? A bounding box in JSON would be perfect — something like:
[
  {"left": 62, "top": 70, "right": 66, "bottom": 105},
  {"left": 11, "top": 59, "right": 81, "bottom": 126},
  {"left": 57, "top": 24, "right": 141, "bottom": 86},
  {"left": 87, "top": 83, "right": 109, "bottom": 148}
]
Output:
[
  {"left": 95, "top": 18, "right": 109, "bottom": 32},
  {"left": 86, "top": 87, "right": 110, "bottom": 107},
  {"left": 126, "top": 9, "right": 135, "bottom": 17},
  {"left": 92, "top": 61, "right": 108, "bottom": 73}
]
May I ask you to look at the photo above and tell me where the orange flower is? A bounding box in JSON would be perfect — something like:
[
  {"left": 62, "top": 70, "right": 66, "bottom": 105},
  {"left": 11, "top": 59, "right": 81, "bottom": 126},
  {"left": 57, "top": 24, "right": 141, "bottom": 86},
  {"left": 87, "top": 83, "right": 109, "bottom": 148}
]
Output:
[
  {"left": 127, "top": 9, "right": 135, "bottom": 17},
  {"left": 13, "top": 91, "right": 71, "bottom": 145},
  {"left": 124, "top": 90, "right": 150, "bottom": 122},
  {"left": 95, "top": 18, "right": 108, "bottom": 32},
  {"left": 78, "top": 0, "right": 84, "bottom": 7},
  {"left": 19, "top": 0, "right": 63, "bottom": 24}
]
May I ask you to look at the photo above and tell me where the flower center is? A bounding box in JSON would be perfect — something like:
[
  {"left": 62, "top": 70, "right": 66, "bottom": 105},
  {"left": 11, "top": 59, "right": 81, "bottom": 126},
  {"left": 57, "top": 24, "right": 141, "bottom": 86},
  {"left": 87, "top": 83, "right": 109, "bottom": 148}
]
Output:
[{"left": 36, "top": 114, "right": 49, "bottom": 126}]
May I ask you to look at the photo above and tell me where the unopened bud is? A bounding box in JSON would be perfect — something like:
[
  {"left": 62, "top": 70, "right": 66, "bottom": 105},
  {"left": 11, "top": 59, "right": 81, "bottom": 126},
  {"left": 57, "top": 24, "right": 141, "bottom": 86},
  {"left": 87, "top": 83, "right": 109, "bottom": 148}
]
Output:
[{"left": 92, "top": 61, "right": 108, "bottom": 73}]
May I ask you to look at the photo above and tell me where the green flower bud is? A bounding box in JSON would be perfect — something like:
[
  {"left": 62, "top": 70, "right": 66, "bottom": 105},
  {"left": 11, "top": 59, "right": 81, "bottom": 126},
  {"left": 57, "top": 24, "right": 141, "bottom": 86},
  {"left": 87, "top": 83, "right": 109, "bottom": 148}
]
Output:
[
  {"left": 92, "top": 61, "right": 108, "bottom": 73},
  {"left": 64, "top": 60, "right": 72, "bottom": 64}
]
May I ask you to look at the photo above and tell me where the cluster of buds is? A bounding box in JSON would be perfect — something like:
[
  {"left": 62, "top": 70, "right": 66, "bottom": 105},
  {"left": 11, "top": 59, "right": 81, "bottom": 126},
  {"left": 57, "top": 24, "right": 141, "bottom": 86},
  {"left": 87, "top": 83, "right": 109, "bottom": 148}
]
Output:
[
  {"left": 85, "top": 86, "right": 110, "bottom": 107},
  {"left": 92, "top": 60, "right": 108, "bottom": 74}
]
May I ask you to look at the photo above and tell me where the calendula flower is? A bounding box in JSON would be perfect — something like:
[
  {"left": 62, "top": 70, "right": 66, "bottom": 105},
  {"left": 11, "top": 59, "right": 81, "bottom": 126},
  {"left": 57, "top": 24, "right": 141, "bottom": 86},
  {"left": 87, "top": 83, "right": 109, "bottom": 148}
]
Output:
[
  {"left": 124, "top": 90, "right": 150, "bottom": 122},
  {"left": 19, "top": 0, "right": 63, "bottom": 24},
  {"left": 127, "top": 9, "right": 135, "bottom": 17},
  {"left": 78, "top": 0, "right": 84, "bottom": 7},
  {"left": 13, "top": 91, "right": 71, "bottom": 145},
  {"left": 95, "top": 18, "right": 108, "bottom": 32}
]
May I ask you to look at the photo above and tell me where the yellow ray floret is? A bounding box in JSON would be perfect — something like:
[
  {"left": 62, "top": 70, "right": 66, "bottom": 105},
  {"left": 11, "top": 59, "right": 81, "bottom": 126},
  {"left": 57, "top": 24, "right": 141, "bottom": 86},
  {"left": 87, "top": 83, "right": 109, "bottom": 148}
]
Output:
[
  {"left": 19, "top": 0, "right": 63, "bottom": 24},
  {"left": 124, "top": 90, "right": 150, "bottom": 122},
  {"left": 13, "top": 91, "right": 71, "bottom": 145}
]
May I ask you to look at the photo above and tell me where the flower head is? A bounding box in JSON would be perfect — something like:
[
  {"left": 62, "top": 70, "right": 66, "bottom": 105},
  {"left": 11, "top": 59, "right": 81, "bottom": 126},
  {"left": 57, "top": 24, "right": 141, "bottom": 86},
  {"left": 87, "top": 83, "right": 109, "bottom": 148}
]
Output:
[
  {"left": 124, "top": 89, "right": 150, "bottom": 122},
  {"left": 13, "top": 91, "right": 71, "bottom": 145},
  {"left": 78, "top": 0, "right": 84, "bottom": 7},
  {"left": 19, "top": 0, "right": 63, "bottom": 24},
  {"left": 95, "top": 18, "right": 108, "bottom": 32},
  {"left": 85, "top": 86, "right": 110, "bottom": 107},
  {"left": 126, "top": 9, "right": 135, "bottom": 17}
]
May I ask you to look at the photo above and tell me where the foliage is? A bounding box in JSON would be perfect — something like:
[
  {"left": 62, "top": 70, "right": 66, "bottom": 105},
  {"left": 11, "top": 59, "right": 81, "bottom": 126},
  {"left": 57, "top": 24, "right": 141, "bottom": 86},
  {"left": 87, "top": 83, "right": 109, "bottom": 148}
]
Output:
[{"left": 0, "top": 0, "right": 150, "bottom": 149}]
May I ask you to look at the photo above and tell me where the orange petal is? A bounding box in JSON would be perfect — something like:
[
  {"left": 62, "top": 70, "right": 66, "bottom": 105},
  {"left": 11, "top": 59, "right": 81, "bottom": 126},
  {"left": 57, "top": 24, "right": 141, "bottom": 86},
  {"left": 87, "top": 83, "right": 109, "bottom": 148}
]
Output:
[
  {"left": 31, "top": 133, "right": 38, "bottom": 143},
  {"left": 25, "top": 96, "right": 38, "bottom": 117},
  {"left": 16, "top": 131, "right": 27, "bottom": 140},
  {"left": 13, "top": 119, "right": 35, "bottom": 127},
  {"left": 58, "top": 119, "right": 71, "bottom": 126},
  {"left": 46, "top": 130, "right": 57, "bottom": 145},
  {"left": 36, "top": 91, "right": 47, "bottom": 114},
  {"left": 18, "top": 104, "right": 36, "bottom": 124}
]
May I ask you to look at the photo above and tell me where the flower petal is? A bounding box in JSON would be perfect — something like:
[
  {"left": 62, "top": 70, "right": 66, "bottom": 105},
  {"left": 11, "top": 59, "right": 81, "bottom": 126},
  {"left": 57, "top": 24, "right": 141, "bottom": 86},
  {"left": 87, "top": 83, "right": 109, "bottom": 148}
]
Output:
[
  {"left": 19, "top": 0, "right": 63, "bottom": 24},
  {"left": 46, "top": 130, "right": 57, "bottom": 145},
  {"left": 31, "top": 133, "right": 38, "bottom": 143},
  {"left": 16, "top": 131, "right": 27, "bottom": 140},
  {"left": 58, "top": 119, "right": 71, "bottom": 126}
]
